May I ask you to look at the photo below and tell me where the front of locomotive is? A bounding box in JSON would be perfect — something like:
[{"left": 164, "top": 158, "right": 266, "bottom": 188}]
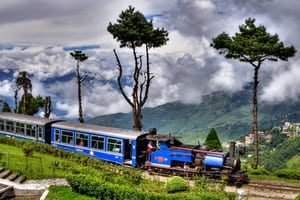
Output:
[{"left": 224, "top": 141, "right": 249, "bottom": 186}]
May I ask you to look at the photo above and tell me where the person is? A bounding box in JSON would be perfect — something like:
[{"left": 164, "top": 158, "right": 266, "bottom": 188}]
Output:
[{"left": 147, "top": 141, "right": 155, "bottom": 162}]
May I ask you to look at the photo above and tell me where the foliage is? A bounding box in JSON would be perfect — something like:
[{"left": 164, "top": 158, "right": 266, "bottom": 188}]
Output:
[
  {"left": 1, "top": 101, "right": 12, "bottom": 112},
  {"left": 18, "top": 94, "right": 44, "bottom": 115},
  {"left": 22, "top": 143, "right": 35, "bottom": 156},
  {"left": 211, "top": 18, "right": 296, "bottom": 63},
  {"left": 296, "top": 193, "right": 300, "bottom": 200},
  {"left": 107, "top": 6, "right": 168, "bottom": 49},
  {"left": 274, "top": 169, "right": 300, "bottom": 180},
  {"left": 286, "top": 154, "right": 300, "bottom": 169},
  {"left": 164, "top": 176, "right": 188, "bottom": 193},
  {"left": 67, "top": 174, "right": 235, "bottom": 200},
  {"left": 14, "top": 71, "right": 32, "bottom": 114},
  {"left": 204, "top": 128, "right": 222, "bottom": 150},
  {"left": 260, "top": 136, "right": 300, "bottom": 172},
  {"left": 248, "top": 167, "right": 269, "bottom": 176},
  {"left": 46, "top": 186, "right": 98, "bottom": 200}
]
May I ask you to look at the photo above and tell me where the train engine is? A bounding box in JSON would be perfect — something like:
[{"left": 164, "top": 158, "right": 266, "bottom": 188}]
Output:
[{"left": 144, "top": 134, "right": 248, "bottom": 186}]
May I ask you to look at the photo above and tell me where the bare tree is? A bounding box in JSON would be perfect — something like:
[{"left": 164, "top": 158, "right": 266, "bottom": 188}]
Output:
[{"left": 70, "top": 50, "right": 88, "bottom": 123}]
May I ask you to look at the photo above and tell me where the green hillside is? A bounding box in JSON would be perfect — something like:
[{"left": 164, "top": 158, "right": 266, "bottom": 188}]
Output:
[{"left": 87, "top": 87, "right": 300, "bottom": 144}]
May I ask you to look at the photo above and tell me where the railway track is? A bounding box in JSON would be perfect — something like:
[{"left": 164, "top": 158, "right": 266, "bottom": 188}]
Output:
[{"left": 248, "top": 180, "right": 300, "bottom": 193}]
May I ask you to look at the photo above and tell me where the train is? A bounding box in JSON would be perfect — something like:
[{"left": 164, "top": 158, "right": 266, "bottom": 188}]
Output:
[{"left": 0, "top": 112, "right": 248, "bottom": 185}]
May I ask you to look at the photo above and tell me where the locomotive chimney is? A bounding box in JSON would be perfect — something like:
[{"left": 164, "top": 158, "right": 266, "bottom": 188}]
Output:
[{"left": 229, "top": 141, "right": 236, "bottom": 157}]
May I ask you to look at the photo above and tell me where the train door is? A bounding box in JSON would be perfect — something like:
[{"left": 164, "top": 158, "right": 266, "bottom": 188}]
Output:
[{"left": 124, "top": 139, "right": 132, "bottom": 164}]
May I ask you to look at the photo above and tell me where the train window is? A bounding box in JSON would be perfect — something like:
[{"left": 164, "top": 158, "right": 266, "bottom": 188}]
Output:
[
  {"left": 55, "top": 129, "right": 60, "bottom": 142},
  {"left": 26, "top": 124, "right": 36, "bottom": 137},
  {"left": 6, "top": 121, "right": 14, "bottom": 133},
  {"left": 38, "top": 126, "right": 43, "bottom": 139},
  {"left": 107, "top": 138, "right": 122, "bottom": 153},
  {"left": 76, "top": 133, "right": 88, "bottom": 147},
  {"left": 91, "top": 136, "right": 104, "bottom": 150},
  {"left": 61, "top": 131, "right": 74, "bottom": 145},
  {"left": 15, "top": 122, "right": 25, "bottom": 135},
  {"left": 0, "top": 120, "right": 4, "bottom": 131}
]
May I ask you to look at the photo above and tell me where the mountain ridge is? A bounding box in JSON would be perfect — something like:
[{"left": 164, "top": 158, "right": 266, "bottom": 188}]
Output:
[{"left": 87, "top": 87, "right": 300, "bottom": 144}]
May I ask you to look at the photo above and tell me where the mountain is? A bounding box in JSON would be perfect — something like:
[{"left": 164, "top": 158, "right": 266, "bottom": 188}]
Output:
[{"left": 87, "top": 86, "right": 300, "bottom": 144}]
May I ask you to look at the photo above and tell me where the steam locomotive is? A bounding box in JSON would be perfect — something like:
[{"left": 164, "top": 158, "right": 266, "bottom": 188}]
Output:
[{"left": 0, "top": 112, "right": 248, "bottom": 185}]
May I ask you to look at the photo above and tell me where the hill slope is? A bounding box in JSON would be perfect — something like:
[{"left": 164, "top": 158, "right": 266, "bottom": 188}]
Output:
[{"left": 87, "top": 87, "right": 300, "bottom": 144}]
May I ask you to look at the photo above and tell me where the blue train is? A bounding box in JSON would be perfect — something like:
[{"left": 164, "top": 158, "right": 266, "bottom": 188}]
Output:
[{"left": 0, "top": 112, "right": 248, "bottom": 185}]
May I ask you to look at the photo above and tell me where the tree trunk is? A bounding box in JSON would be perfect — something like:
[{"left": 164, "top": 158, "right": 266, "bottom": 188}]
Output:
[
  {"left": 23, "top": 87, "right": 27, "bottom": 114},
  {"left": 132, "top": 106, "right": 143, "bottom": 131},
  {"left": 77, "top": 61, "right": 84, "bottom": 123},
  {"left": 253, "top": 65, "right": 260, "bottom": 169},
  {"left": 44, "top": 96, "right": 52, "bottom": 118},
  {"left": 14, "top": 90, "right": 18, "bottom": 113}
]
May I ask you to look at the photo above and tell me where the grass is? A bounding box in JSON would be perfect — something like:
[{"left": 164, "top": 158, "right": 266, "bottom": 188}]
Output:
[
  {"left": 46, "top": 186, "right": 98, "bottom": 200},
  {"left": 0, "top": 144, "right": 86, "bottom": 179}
]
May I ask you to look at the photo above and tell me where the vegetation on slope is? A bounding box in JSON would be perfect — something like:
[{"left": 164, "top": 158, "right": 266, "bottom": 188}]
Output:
[{"left": 88, "top": 86, "right": 300, "bottom": 144}]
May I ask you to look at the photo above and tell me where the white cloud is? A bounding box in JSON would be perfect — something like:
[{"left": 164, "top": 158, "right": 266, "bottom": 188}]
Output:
[
  {"left": 261, "top": 60, "right": 300, "bottom": 102},
  {"left": 0, "top": 80, "right": 13, "bottom": 96}
]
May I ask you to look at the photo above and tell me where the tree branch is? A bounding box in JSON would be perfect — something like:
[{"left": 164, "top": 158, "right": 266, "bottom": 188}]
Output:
[
  {"left": 113, "top": 49, "right": 134, "bottom": 107},
  {"left": 141, "top": 44, "right": 153, "bottom": 107}
]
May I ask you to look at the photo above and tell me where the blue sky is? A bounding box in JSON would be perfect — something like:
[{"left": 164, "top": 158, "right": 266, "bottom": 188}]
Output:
[{"left": 1, "top": 0, "right": 300, "bottom": 121}]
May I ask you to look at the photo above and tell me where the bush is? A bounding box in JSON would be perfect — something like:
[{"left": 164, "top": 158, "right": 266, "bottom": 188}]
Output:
[
  {"left": 165, "top": 176, "right": 188, "bottom": 193},
  {"left": 295, "top": 193, "right": 300, "bottom": 200},
  {"left": 248, "top": 167, "right": 269, "bottom": 176},
  {"left": 275, "top": 169, "right": 300, "bottom": 180},
  {"left": 22, "top": 143, "right": 35, "bottom": 156}
]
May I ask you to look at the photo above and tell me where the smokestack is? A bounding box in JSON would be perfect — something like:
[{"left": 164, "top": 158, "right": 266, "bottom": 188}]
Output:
[{"left": 229, "top": 141, "right": 236, "bottom": 157}]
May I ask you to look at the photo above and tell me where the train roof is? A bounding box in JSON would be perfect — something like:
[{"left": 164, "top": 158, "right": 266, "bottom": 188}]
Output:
[
  {"left": 0, "top": 112, "right": 59, "bottom": 126},
  {"left": 52, "top": 121, "right": 148, "bottom": 140},
  {"left": 146, "top": 134, "right": 178, "bottom": 142}
]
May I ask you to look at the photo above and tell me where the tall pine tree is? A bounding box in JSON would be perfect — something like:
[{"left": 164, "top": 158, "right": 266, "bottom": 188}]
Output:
[{"left": 204, "top": 128, "right": 222, "bottom": 150}]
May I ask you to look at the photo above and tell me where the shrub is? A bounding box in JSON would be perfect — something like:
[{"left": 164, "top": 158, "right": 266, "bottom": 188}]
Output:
[
  {"left": 165, "top": 176, "right": 188, "bottom": 193},
  {"left": 295, "top": 193, "right": 300, "bottom": 200},
  {"left": 275, "top": 169, "right": 300, "bottom": 180},
  {"left": 248, "top": 167, "right": 269, "bottom": 176},
  {"left": 22, "top": 143, "right": 35, "bottom": 156}
]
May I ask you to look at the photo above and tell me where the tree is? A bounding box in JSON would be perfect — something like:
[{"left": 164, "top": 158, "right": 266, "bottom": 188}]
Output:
[
  {"left": 18, "top": 94, "right": 44, "bottom": 116},
  {"left": 211, "top": 18, "right": 296, "bottom": 168},
  {"left": 70, "top": 50, "right": 88, "bottom": 123},
  {"left": 204, "top": 128, "right": 222, "bottom": 150},
  {"left": 107, "top": 6, "right": 168, "bottom": 131},
  {"left": 14, "top": 71, "right": 32, "bottom": 114},
  {"left": 1, "top": 101, "right": 11, "bottom": 112}
]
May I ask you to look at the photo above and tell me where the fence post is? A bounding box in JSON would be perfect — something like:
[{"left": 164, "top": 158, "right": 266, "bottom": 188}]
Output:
[
  {"left": 25, "top": 156, "right": 28, "bottom": 170},
  {"left": 39, "top": 157, "right": 43, "bottom": 172},
  {"left": 7, "top": 153, "right": 10, "bottom": 167}
]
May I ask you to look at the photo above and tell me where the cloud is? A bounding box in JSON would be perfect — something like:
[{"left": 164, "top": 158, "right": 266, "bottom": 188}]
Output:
[
  {"left": 1, "top": 0, "right": 300, "bottom": 120},
  {"left": 0, "top": 80, "right": 13, "bottom": 96},
  {"left": 261, "top": 59, "right": 300, "bottom": 102}
]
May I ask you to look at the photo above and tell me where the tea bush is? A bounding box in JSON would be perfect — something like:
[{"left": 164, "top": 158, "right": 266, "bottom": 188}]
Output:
[
  {"left": 67, "top": 174, "right": 235, "bottom": 200},
  {"left": 275, "top": 169, "right": 300, "bottom": 180},
  {"left": 248, "top": 167, "right": 269, "bottom": 176},
  {"left": 164, "top": 176, "right": 188, "bottom": 193}
]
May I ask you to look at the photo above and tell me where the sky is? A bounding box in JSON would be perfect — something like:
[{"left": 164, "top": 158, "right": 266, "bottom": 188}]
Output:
[{"left": 0, "top": 0, "right": 300, "bottom": 121}]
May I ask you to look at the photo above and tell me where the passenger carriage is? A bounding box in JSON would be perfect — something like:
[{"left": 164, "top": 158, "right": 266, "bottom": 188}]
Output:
[
  {"left": 51, "top": 121, "right": 148, "bottom": 166},
  {"left": 0, "top": 112, "right": 59, "bottom": 143}
]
